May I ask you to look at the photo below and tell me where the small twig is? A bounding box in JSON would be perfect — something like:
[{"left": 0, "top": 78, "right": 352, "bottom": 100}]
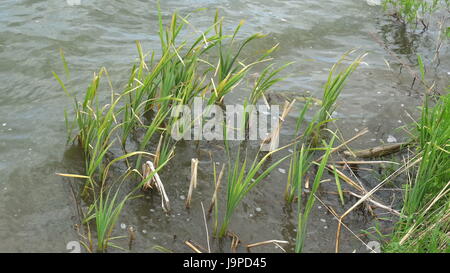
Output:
[
  {"left": 185, "top": 240, "right": 202, "bottom": 253},
  {"left": 314, "top": 194, "right": 378, "bottom": 253},
  {"left": 246, "top": 240, "right": 288, "bottom": 252},
  {"left": 200, "top": 202, "right": 211, "bottom": 253},
  {"left": 273, "top": 242, "right": 287, "bottom": 252},
  {"left": 326, "top": 164, "right": 364, "bottom": 193},
  {"left": 343, "top": 161, "right": 375, "bottom": 216},
  {"left": 332, "top": 160, "right": 400, "bottom": 165},
  {"left": 348, "top": 191, "right": 400, "bottom": 216}
]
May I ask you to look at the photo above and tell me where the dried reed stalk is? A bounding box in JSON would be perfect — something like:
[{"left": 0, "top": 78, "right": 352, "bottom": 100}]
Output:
[
  {"left": 228, "top": 231, "right": 241, "bottom": 253},
  {"left": 200, "top": 202, "right": 211, "bottom": 253},
  {"left": 208, "top": 164, "right": 225, "bottom": 215},
  {"left": 335, "top": 155, "right": 422, "bottom": 252},
  {"left": 185, "top": 240, "right": 202, "bottom": 253},
  {"left": 142, "top": 161, "right": 170, "bottom": 212},
  {"left": 246, "top": 240, "right": 288, "bottom": 252},
  {"left": 186, "top": 158, "right": 199, "bottom": 208}
]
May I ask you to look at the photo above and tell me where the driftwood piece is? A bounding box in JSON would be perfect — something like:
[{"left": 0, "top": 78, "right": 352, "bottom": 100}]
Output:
[{"left": 343, "top": 142, "right": 409, "bottom": 158}]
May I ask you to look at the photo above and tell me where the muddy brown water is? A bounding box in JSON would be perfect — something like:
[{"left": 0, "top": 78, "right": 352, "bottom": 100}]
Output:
[{"left": 0, "top": 0, "right": 448, "bottom": 252}]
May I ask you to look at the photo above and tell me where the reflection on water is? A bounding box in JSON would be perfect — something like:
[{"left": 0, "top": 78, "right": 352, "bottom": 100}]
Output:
[{"left": 379, "top": 19, "right": 421, "bottom": 56}]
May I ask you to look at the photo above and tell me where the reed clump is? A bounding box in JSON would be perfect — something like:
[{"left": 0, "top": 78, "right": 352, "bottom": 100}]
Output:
[
  {"left": 284, "top": 52, "right": 365, "bottom": 202},
  {"left": 55, "top": 2, "right": 386, "bottom": 253},
  {"left": 385, "top": 92, "right": 450, "bottom": 253},
  {"left": 280, "top": 51, "right": 368, "bottom": 252},
  {"left": 216, "top": 148, "right": 290, "bottom": 238},
  {"left": 55, "top": 4, "right": 290, "bottom": 252}
]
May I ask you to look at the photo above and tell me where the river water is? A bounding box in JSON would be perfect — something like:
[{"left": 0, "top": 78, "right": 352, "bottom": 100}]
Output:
[{"left": 0, "top": 0, "right": 448, "bottom": 252}]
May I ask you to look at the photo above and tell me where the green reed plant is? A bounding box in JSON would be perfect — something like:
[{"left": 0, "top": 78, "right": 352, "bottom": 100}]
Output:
[
  {"left": 123, "top": 12, "right": 195, "bottom": 168},
  {"left": 134, "top": 104, "right": 171, "bottom": 169},
  {"left": 154, "top": 134, "right": 176, "bottom": 168},
  {"left": 208, "top": 62, "right": 252, "bottom": 105},
  {"left": 283, "top": 49, "right": 360, "bottom": 202},
  {"left": 153, "top": 5, "right": 221, "bottom": 107},
  {"left": 284, "top": 99, "right": 314, "bottom": 202},
  {"left": 210, "top": 160, "right": 223, "bottom": 235},
  {"left": 407, "top": 93, "right": 450, "bottom": 214},
  {"left": 214, "top": 12, "right": 263, "bottom": 83},
  {"left": 249, "top": 62, "right": 293, "bottom": 105},
  {"left": 207, "top": 11, "right": 267, "bottom": 105},
  {"left": 121, "top": 9, "right": 197, "bottom": 148},
  {"left": 82, "top": 151, "right": 171, "bottom": 252},
  {"left": 121, "top": 42, "right": 155, "bottom": 148},
  {"left": 85, "top": 178, "right": 130, "bottom": 252},
  {"left": 120, "top": 43, "right": 178, "bottom": 149},
  {"left": 55, "top": 65, "right": 126, "bottom": 192},
  {"left": 317, "top": 52, "right": 366, "bottom": 128},
  {"left": 217, "top": 148, "right": 290, "bottom": 238},
  {"left": 124, "top": 7, "right": 221, "bottom": 160},
  {"left": 295, "top": 135, "right": 335, "bottom": 253},
  {"left": 385, "top": 92, "right": 450, "bottom": 252},
  {"left": 285, "top": 143, "right": 314, "bottom": 203}
]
